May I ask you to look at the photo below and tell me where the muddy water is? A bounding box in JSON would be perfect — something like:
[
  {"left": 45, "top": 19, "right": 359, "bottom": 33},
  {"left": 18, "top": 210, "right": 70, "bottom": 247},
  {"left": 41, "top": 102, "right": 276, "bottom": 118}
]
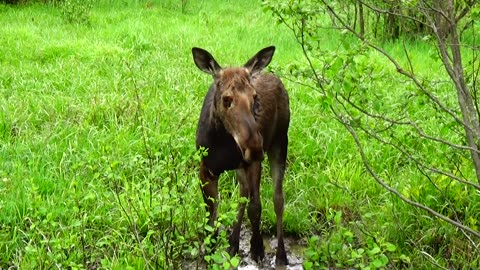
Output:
[
  {"left": 237, "top": 229, "right": 305, "bottom": 270},
  {"left": 183, "top": 227, "right": 306, "bottom": 269}
]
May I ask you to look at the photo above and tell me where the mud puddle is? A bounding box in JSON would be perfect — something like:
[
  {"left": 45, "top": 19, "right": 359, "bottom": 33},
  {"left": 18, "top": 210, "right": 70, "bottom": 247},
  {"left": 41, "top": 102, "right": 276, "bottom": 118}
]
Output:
[
  {"left": 183, "top": 226, "right": 306, "bottom": 269},
  {"left": 237, "top": 228, "right": 305, "bottom": 270}
]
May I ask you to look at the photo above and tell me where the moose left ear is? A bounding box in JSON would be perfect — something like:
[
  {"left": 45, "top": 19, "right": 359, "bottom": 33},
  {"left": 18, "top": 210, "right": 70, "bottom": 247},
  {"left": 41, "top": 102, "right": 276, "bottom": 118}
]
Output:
[
  {"left": 243, "top": 46, "right": 275, "bottom": 74},
  {"left": 192, "top": 47, "right": 222, "bottom": 75}
]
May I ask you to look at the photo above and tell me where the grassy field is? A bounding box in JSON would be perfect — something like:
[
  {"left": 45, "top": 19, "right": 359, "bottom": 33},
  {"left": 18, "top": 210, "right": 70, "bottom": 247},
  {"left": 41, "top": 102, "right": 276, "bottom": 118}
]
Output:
[{"left": 0, "top": 0, "right": 478, "bottom": 269}]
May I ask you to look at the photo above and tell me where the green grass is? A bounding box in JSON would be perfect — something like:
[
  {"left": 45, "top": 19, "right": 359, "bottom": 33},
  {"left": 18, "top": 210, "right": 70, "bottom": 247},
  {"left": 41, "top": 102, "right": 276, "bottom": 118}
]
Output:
[
  {"left": 0, "top": 1, "right": 309, "bottom": 268},
  {"left": 1, "top": 0, "right": 479, "bottom": 269}
]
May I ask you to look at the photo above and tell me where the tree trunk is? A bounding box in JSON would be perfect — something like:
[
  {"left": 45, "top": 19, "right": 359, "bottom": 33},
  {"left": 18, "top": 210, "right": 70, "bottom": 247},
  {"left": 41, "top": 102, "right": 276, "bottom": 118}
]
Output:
[
  {"left": 385, "top": 2, "right": 400, "bottom": 39},
  {"left": 434, "top": 0, "right": 480, "bottom": 183},
  {"left": 358, "top": 1, "right": 365, "bottom": 37}
]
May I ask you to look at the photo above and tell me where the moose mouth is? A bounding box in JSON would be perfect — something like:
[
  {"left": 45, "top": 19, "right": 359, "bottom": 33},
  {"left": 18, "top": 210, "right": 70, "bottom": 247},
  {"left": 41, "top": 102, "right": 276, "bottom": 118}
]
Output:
[
  {"left": 233, "top": 134, "right": 264, "bottom": 163},
  {"left": 242, "top": 147, "right": 264, "bottom": 163}
]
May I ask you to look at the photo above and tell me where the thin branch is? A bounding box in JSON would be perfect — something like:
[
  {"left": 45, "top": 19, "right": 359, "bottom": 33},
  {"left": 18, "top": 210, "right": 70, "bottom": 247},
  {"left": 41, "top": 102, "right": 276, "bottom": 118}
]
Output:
[
  {"left": 272, "top": 10, "right": 326, "bottom": 94},
  {"left": 336, "top": 92, "right": 480, "bottom": 191},
  {"left": 357, "top": 117, "right": 480, "bottom": 191},
  {"left": 280, "top": 74, "right": 318, "bottom": 91},
  {"left": 402, "top": 38, "right": 415, "bottom": 76},
  {"left": 358, "top": 0, "right": 433, "bottom": 31},
  {"left": 299, "top": 17, "right": 326, "bottom": 93},
  {"left": 320, "top": 0, "right": 475, "bottom": 138},
  {"left": 338, "top": 114, "right": 480, "bottom": 239},
  {"left": 337, "top": 90, "right": 480, "bottom": 154},
  {"left": 420, "top": 251, "right": 449, "bottom": 270},
  {"left": 454, "top": 0, "right": 476, "bottom": 23}
]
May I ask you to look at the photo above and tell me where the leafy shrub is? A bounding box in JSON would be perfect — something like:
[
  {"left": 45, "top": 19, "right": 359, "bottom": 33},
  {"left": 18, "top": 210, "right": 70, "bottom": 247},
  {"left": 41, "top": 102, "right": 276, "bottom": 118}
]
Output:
[
  {"left": 59, "top": 0, "right": 94, "bottom": 24},
  {"left": 303, "top": 209, "right": 410, "bottom": 270}
]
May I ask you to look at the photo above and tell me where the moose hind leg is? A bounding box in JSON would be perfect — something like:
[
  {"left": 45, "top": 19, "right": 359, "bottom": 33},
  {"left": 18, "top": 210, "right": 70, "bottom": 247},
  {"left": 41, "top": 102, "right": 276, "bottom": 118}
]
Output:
[
  {"left": 246, "top": 162, "right": 265, "bottom": 262},
  {"left": 268, "top": 139, "right": 289, "bottom": 266},
  {"left": 228, "top": 169, "right": 248, "bottom": 257}
]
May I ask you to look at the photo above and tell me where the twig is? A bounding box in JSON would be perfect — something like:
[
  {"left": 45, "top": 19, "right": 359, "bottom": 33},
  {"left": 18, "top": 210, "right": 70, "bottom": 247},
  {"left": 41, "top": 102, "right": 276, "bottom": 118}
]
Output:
[
  {"left": 420, "top": 251, "right": 449, "bottom": 270},
  {"left": 338, "top": 115, "right": 480, "bottom": 238}
]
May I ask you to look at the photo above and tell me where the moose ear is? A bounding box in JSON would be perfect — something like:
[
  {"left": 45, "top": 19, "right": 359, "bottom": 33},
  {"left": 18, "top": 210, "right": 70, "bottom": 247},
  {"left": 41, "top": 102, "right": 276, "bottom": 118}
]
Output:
[
  {"left": 192, "top": 47, "right": 222, "bottom": 75},
  {"left": 243, "top": 46, "right": 275, "bottom": 74}
]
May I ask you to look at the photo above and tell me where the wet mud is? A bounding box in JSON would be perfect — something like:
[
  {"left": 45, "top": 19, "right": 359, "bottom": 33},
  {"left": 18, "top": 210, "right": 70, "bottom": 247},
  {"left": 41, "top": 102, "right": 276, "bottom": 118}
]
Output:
[
  {"left": 183, "top": 226, "right": 306, "bottom": 269},
  {"left": 237, "top": 228, "right": 305, "bottom": 270}
]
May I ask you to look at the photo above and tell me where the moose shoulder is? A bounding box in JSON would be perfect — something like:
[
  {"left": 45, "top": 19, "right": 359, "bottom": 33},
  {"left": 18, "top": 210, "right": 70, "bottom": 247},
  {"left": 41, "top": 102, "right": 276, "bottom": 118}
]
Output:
[{"left": 192, "top": 46, "right": 290, "bottom": 266}]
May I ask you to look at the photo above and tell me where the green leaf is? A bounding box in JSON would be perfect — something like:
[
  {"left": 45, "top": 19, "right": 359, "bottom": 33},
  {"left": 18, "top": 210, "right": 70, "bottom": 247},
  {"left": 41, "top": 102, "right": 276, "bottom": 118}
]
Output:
[
  {"left": 351, "top": 250, "right": 362, "bottom": 259},
  {"left": 334, "top": 210, "right": 342, "bottom": 224},
  {"left": 204, "top": 236, "right": 211, "bottom": 245},
  {"left": 399, "top": 254, "right": 411, "bottom": 263},
  {"left": 371, "top": 259, "right": 384, "bottom": 268},
  {"left": 368, "top": 246, "right": 381, "bottom": 255},
  {"left": 303, "top": 261, "right": 313, "bottom": 270},
  {"left": 385, "top": 242, "right": 397, "bottom": 252},
  {"left": 230, "top": 256, "right": 240, "bottom": 268},
  {"left": 371, "top": 254, "right": 389, "bottom": 267},
  {"left": 204, "top": 224, "right": 214, "bottom": 232}
]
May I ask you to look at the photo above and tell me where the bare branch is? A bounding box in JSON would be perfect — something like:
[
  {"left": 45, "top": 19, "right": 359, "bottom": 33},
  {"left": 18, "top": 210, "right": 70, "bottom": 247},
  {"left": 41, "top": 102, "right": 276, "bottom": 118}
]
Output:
[
  {"left": 338, "top": 114, "right": 480, "bottom": 239},
  {"left": 454, "top": 0, "right": 476, "bottom": 23},
  {"left": 320, "top": 0, "right": 473, "bottom": 135},
  {"left": 336, "top": 93, "right": 480, "bottom": 191},
  {"left": 420, "top": 251, "right": 449, "bottom": 270},
  {"left": 358, "top": 0, "right": 433, "bottom": 31},
  {"left": 337, "top": 90, "right": 480, "bottom": 154},
  {"left": 402, "top": 38, "right": 415, "bottom": 75}
]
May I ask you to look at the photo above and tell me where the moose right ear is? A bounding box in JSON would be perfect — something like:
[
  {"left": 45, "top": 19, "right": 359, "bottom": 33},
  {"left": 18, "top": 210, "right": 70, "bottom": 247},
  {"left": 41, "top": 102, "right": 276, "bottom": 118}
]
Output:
[
  {"left": 192, "top": 47, "right": 222, "bottom": 75},
  {"left": 243, "top": 46, "right": 275, "bottom": 74}
]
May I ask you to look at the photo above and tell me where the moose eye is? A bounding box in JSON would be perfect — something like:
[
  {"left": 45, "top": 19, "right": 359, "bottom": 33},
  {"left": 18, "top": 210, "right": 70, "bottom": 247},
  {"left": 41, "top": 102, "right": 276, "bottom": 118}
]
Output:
[
  {"left": 252, "top": 95, "right": 260, "bottom": 113},
  {"left": 222, "top": 96, "right": 233, "bottom": 109}
]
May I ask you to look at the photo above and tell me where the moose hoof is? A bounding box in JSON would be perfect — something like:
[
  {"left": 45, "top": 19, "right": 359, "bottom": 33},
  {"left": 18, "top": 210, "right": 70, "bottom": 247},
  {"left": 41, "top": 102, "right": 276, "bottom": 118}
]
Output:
[
  {"left": 250, "top": 245, "right": 265, "bottom": 263},
  {"left": 251, "top": 252, "right": 265, "bottom": 264},
  {"left": 275, "top": 251, "right": 288, "bottom": 266},
  {"left": 227, "top": 245, "right": 239, "bottom": 257}
]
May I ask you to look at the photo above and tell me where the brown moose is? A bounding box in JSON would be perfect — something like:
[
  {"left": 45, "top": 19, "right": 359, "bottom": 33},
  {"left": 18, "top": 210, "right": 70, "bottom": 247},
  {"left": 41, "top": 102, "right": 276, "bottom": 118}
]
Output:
[{"left": 192, "top": 46, "right": 290, "bottom": 266}]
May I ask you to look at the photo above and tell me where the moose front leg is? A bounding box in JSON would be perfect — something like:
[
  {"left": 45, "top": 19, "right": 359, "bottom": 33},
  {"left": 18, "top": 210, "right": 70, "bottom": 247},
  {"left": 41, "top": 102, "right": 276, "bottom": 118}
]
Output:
[
  {"left": 200, "top": 161, "right": 219, "bottom": 228},
  {"left": 228, "top": 169, "right": 249, "bottom": 257},
  {"left": 246, "top": 162, "right": 265, "bottom": 263}
]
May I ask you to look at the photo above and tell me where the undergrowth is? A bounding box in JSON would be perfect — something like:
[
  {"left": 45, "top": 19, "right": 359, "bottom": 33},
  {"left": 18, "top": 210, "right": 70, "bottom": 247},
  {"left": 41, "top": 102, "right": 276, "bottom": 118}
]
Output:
[{"left": 1, "top": 0, "right": 479, "bottom": 269}]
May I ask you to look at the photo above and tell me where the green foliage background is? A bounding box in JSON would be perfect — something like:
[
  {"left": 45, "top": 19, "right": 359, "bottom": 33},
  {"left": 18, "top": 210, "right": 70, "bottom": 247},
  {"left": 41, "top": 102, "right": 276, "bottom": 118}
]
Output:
[{"left": 0, "top": 0, "right": 478, "bottom": 269}]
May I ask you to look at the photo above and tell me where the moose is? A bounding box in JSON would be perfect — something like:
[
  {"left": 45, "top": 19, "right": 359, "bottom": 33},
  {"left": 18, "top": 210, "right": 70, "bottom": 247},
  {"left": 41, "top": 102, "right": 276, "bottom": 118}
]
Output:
[{"left": 191, "top": 46, "right": 290, "bottom": 266}]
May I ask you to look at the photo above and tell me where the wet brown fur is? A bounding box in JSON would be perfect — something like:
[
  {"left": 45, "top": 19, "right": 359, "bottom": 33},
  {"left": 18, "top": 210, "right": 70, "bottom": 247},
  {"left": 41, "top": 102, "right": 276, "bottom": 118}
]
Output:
[{"left": 192, "top": 46, "right": 290, "bottom": 266}]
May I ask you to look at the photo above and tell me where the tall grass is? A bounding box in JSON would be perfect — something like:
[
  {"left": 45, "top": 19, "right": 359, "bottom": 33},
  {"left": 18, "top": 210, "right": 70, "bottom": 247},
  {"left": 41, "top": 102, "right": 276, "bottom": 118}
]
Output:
[{"left": 0, "top": 0, "right": 306, "bottom": 268}]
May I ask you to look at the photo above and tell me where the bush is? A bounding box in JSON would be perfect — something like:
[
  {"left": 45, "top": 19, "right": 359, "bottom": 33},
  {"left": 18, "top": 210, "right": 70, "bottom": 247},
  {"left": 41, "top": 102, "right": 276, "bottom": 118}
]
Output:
[{"left": 59, "top": 0, "right": 94, "bottom": 24}]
